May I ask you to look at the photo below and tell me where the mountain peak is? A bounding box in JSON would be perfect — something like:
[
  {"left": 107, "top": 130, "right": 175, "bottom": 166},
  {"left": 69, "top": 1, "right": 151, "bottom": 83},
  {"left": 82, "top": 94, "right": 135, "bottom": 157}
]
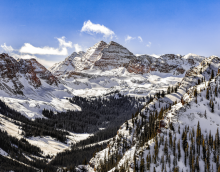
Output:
[{"left": 81, "top": 40, "right": 107, "bottom": 62}]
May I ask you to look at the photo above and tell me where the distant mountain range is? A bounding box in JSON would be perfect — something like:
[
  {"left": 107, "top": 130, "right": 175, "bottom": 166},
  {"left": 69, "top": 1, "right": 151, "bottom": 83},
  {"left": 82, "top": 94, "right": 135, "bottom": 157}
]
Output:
[
  {"left": 50, "top": 40, "right": 205, "bottom": 76},
  {"left": 0, "top": 41, "right": 207, "bottom": 119},
  {"left": 1, "top": 40, "right": 220, "bottom": 171}
]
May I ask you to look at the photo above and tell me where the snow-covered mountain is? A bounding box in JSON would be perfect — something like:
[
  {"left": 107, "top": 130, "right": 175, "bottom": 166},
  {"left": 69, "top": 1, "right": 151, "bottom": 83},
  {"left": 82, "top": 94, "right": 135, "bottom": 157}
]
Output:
[
  {"left": 49, "top": 51, "right": 85, "bottom": 76},
  {"left": 87, "top": 55, "right": 220, "bottom": 172},
  {"left": 49, "top": 41, "right": 205, "bottom": 97},
  {"left": 0, "top": 53, "right": 80, "bottom": 119},
  {"left": 128, "top": 53, "right": 205, "bottom": 74},
  {"left": 50, "top": 41, "right": 205, "bottom": 76},
  {"left": 0, "top": 41, "right": 216, "bottom": 171}
]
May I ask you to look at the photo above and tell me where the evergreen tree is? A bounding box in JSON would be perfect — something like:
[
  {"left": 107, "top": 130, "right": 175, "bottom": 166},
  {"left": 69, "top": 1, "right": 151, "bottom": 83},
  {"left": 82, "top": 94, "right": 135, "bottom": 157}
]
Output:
[
  {"left": 167, "top": 86, "right": 170, "bottom": 94},
  {"left": 206, "top": 88, "right": 209, "bottom": 100},
  {"left": 211, "top": 101, "right": 214, "bottom": 113},
  {"left": 140, "top": 158, "right": 145, "bottom": 172},
  {"left": 215, "top": 86, "right": 218, "bottom": 97},
  {"left": 211, "top": 70, "right": 214, "bottom": 79},
  {"left": 178, "top": 139, "right": 181, "bottom": 161},
  {"left": 204, "top": 110, "right": 207, "bottom": 119}
]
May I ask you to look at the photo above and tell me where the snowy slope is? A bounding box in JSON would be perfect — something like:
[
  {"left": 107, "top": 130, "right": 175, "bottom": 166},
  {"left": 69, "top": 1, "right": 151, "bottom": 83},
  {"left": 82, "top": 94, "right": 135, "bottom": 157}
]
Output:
[
  {"left": 0, "top": 43, "right": 210, "bottom": 167},
  {"left": 0, "top": 114, "right": 91, "bottom": 156},
  {"left": 49, "top": 51, "right": 85, "bottom": 76},
  {"left": 50, "top": 41, "right": 205, "bottom": 98},
  {"left": 87, "top": 55, "right": 220, "bottom": 172},
  {"left": 0, "top": 53, "right": 80, "bottom": 119}
]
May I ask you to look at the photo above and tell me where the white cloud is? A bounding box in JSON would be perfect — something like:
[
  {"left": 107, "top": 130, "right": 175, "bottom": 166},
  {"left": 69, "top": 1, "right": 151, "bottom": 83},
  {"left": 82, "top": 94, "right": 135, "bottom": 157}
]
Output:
[
  {"left": 138, "top": 36, "right": 143, "bottom": 42},
  {"left": 81, "top": 20, "right": 115, "bottom": 39},
  {"left": 1, "top": 43, "right": 14, "bottom": 53},
  {"left": 125, "top": 35, "right": 136, "bottom": 42},
  {"left": 19, "top": 43, "right": 68, "bottom": 55},
  {"left": 19, "top": 37, "right": 72, "bottom": 55},
  {"left": 57, "top": 36, "right": 72, "bottom": 48},
  {"left": 12, "top": 53, "right": 58, "bottom": 68},
  {"left": 73, "top": 44, "right": 82, "bottom": 52},
  {"left": 146, "top": 42, "right": 152, "bottom": 47}
]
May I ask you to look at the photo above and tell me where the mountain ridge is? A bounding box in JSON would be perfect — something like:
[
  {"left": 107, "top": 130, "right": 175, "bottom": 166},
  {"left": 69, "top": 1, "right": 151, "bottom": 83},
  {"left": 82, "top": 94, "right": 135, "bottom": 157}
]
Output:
[
  {"left": 49, "top": 41, "right": 206, "bottom": 77},
  {"left": 86, "top": 55, "right": 220, "bottom": 172}
]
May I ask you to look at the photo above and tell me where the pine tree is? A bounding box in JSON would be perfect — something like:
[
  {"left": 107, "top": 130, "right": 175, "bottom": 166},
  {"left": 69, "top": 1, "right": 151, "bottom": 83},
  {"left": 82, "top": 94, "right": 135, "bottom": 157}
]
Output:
[
  {"left": 194, "top": 88, "right": 198, "bottom": 97},
  {"left": 173, "top": 138, "right": 176, "bottom": 156},
  {"left": 133, "top": 154, "right": 137, "bottom": 172},
  {"left": 204, "top": 110, "right": 207, "bottom": 119},
  {"left": 178, "top": 139, "right": 181, "bottom": 161},
  {"left": 202, "top": 139, "right": 206, "bottom": 161},
  {"left": 211, "top": 101, "right": 214, "bottom": 113},
  {"left": 196, "top": 155, "right": 200, "bottom": 172},
  {"left": 126, "top": 121, "right": 128, "bottom": 130},
  {"left": 215, "top": 86, "right": 218, "bottom": 97},
  {"left": 140, "top": 158, "right": 144, "bottom": 172},
  {"left": 211, "top": 70, "right": 214, "bottom": 79},
  {"left": 161, "top": 90, "right": 165, "bottom": 97},
  {"left": 164, "top": 138, "right": 168, "bottom": 157},
  {"left": 171, "top": 86, "right": 174, "bottom": 93},
  {"left": 132, "top": 114, "right": 134, "bottom": 126},
  {"left": 158, "top": 107, "right": 163, "bottom": 119},
  {"left": 206, "top": 88, "right": 209, "bottom": 100}
]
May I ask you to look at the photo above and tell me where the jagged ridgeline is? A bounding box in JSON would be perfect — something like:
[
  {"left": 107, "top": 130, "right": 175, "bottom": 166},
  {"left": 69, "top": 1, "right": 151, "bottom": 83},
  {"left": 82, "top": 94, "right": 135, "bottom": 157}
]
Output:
[{"left": 88, "top": 56, "right": 220, "bottom": 172}]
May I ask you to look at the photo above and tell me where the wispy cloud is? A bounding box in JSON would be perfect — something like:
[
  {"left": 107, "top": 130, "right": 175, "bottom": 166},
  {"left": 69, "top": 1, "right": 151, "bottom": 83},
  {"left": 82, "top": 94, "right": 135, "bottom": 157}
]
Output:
[
  {"left": 1, "top": 43, "right": 14, "bottom": 53},
  {"left": 138, "top": 36, "right": 143, "bottom": 42},
  {"left": 125, "top": 35, "right": 136, "bottom": 42},
  {"left": 57, "top": 36, "right": 72, "bottom": 48},
  {"left": 146, "top": 42, "right": 152, "bottom": 47},
  {"left": 73, "top": 44, "right": 82, "bottom": 52},
  {"left": 19, "top": 36, "right": 72, "bottom": 55},
  {"left": 81, "top": 20, "right": 115, "bottom": 39},
  {"left": 12, "top": 53, "right": 58, "bottom": 68}
]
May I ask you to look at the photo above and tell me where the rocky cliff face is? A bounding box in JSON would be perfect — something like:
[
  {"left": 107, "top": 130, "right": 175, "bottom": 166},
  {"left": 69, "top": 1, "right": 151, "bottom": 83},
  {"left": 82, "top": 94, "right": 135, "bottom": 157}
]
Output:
[
  {"left": 127, "top": 53, "right": 205, "bottom": 74},
  {"left": 0, "top": 53, "right": 59, "bottom": 95},
  {"left": 49, "top": 51, "right": 85, "bottom": 75},
  {"left": 93, "top": 41, "right": 136, "bottom": 70},
  {"left": 50, "top": 41, "right": 205, "bottom": 77}
]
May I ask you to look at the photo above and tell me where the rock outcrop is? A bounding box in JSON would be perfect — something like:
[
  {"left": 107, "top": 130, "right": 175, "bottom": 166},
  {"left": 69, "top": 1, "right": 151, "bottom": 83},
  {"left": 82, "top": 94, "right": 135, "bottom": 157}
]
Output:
[
  {"left": 49, "top": 51, "right": 85, "bottom": 75},
  {"left": 127, "top": 54, "right": 205, "bottom": 74},
  {"left": 93, "top": 41, "right": 136, "bottom": 70},
  {"left": 0, "top": 53, "right": 59, "bottom": 95}
]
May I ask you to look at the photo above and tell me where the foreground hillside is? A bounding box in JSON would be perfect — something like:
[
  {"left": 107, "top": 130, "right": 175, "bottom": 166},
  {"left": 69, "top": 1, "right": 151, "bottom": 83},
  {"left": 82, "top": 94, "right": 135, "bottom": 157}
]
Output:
[{"left": 86, "top": 56, "right": 220, "bottom": 172}]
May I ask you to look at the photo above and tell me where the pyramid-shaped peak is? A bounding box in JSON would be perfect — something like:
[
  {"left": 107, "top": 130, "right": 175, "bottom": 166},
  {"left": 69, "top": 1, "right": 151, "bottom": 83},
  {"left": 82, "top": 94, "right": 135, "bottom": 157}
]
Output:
[
  {"left": 68, "top": 51, "right": 85, "bottom": 59},
  {"left": 106, "top": 41, "right": 132, "bottom": 51},
  {"left": 108, "top": 41, "right": 120, "bottom": 45},
  {"left": 93, "top": 40, "right": 107, "bottom": 47},
  {"left": 101, "top": 41, "right": 134, "bottom": 57},
  {"left": 82, "top": 41, "right": 107, "bottom": 62}
]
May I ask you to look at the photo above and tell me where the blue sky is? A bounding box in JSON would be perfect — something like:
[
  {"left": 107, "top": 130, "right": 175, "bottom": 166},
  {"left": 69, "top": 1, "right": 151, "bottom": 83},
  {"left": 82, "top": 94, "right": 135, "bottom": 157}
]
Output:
[{"left": 1, "top": 0, "right": 220, "bottom": 67}]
